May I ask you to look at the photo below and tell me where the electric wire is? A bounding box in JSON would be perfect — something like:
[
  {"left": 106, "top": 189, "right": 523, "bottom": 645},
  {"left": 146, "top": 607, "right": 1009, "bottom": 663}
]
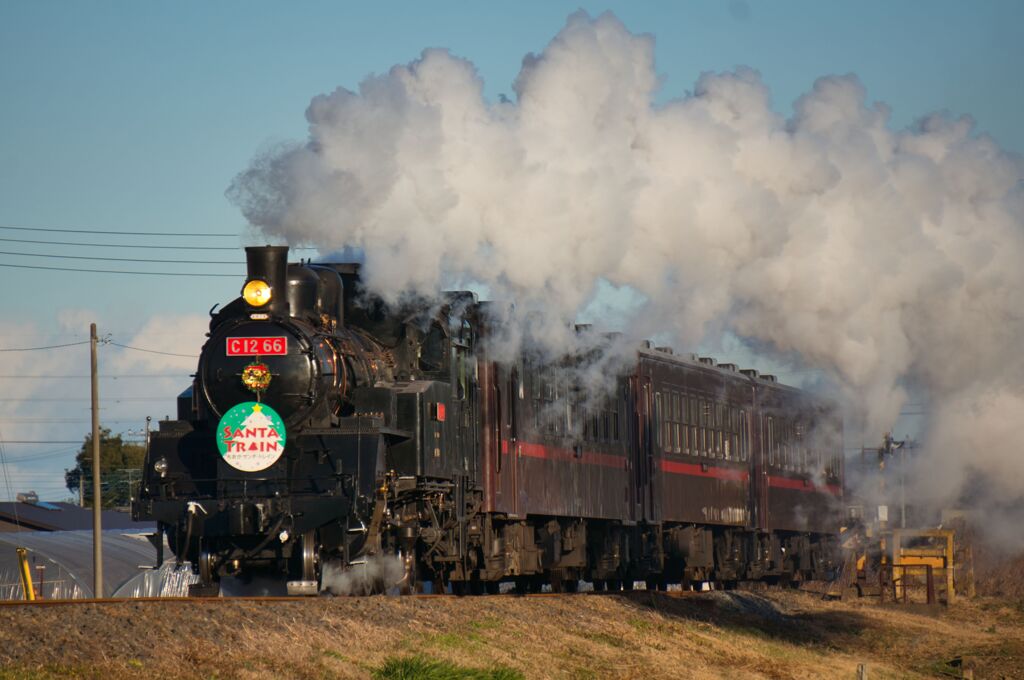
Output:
[
  {"left": 1, "top": 452, "right": 74, "bottom": 464},
  {"left": 107, "top": 342, "right": 198, "bottom": 358},
  {"left": 0, "top": 224, "right": 238, "bottom": 237},
  {"left": 0, "top": 262, "right": 239, "bottom": 276},
  {"left": 0, "top": 445, "right": 78, "bottom": 458},
  {"left": 0, "top": 441, "right": 86, "bottom": 444},
  {"left": 0, "top": 431, "right": 20, "bottom": 514},
  {"left": 0, "top": 374, "right": 189, "bottom": 379},
  {"left": 0, "top": 341, "right": 90, "bottom": 352},
  {"left": 0, "top": 250, "right": 241, "bottom": 265},
  {"left": 0, "top": 419, "right": 143, "bottom": 424},
  {"left": 0, "top": 236, "right": 316, "bottom": 250},
  {"left": 0, "top": 398, "right": 169, "bottom": 402},
  {"left": 0, "top": 338, "right": 196, "bottom": 358}
]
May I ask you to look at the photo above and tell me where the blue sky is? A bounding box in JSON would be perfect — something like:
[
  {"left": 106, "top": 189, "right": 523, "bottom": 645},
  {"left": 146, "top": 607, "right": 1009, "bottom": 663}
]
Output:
[
  {"left": 2, "top": 1, "right": 1021, "bottom": 327},
  {"left": 0, "top": 1, "right": 1021, "bottom": 498}
]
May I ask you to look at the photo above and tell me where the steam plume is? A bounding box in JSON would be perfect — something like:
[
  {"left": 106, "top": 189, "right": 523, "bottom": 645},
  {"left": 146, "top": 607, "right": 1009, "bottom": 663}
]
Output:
[
  {"left": 229, "top": 12, "right": 1024, "bottom": 545},
  {"left": 320, "top": 555, "right": 405, "bottom": 596}
]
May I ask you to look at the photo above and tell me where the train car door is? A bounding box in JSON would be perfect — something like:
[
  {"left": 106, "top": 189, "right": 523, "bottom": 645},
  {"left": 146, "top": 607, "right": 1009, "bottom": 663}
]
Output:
[
  {"left": 750, "top": 388, "right": 769, "bottom": 531},
  {"left": 630, "top": 373, "right": 655, "bottom": 523},
  {"left": 508, "top": 364, "right": 523, "bottom": 518},
  {"left": 481, "top": 362, "right": 519, "bottom": 516}
]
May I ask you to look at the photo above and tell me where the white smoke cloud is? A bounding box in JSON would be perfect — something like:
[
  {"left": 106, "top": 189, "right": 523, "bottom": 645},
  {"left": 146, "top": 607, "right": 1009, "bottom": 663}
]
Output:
[
  {"left": 320, "top": 555, "right": 405, "bottom": 596},
  {"left": 229, "top": 12, "right": 1024, "bottom": 545}
]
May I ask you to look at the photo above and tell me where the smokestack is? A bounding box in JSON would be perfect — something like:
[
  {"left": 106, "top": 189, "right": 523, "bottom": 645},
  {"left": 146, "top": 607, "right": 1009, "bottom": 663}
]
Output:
[{"left": 245, "top": 245, "right": 289, "bottom": 316}]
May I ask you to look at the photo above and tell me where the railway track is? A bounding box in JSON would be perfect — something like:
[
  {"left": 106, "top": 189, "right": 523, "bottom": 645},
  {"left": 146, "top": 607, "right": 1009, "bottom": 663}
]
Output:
[{"left": 0, "top": 589, "right": 704, "bottom": 607}]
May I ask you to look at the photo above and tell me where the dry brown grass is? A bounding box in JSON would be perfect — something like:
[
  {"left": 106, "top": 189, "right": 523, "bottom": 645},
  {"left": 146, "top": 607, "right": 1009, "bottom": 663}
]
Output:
[{"left": 0, "top": 590, "right": 1021, "bottom": 679}]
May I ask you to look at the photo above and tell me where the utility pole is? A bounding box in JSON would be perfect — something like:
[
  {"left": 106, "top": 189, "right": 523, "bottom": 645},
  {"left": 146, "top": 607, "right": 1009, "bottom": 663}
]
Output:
[
  {"left": 900, "top": 439, "right": 908, "bottom": 530},
  {"left": 90, "top": 323, "right": 103, "bottom": 598}
]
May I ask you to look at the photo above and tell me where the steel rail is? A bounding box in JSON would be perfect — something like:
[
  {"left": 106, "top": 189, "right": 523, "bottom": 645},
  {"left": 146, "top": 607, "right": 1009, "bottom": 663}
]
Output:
[{"left": 0, "top": 590, "right": 701, "bottom": 607}]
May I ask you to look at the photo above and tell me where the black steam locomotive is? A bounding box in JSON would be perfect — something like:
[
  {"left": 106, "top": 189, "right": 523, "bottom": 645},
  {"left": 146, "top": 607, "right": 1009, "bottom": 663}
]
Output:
[{"left": 134, "top": 246, "right": 844, "bottom": 595}]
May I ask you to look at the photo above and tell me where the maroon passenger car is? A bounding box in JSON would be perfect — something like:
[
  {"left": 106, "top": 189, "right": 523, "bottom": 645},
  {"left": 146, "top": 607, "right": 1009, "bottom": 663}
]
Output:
[{"left": 470, "top": 340, "right": 843, "bottom": 591}]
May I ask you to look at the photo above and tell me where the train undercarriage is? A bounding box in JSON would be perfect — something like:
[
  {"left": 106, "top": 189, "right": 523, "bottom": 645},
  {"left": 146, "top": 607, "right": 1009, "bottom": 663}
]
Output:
[{"left": 168, "top": 474, "right": 839, "bottom": 596}]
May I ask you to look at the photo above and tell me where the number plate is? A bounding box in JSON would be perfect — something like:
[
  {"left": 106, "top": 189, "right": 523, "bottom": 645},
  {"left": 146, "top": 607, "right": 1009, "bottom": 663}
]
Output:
[{"left": 226, "top": 337, "right": 287, "bottom": 356}]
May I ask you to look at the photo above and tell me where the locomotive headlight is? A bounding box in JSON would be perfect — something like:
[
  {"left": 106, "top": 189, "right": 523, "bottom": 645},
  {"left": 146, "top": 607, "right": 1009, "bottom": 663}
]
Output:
[
  {"left": 153, "top": 457, "right": 169, "bottom": 478},
  {"left": 242, "top": 279, "right": 272, "bottom": 307}
]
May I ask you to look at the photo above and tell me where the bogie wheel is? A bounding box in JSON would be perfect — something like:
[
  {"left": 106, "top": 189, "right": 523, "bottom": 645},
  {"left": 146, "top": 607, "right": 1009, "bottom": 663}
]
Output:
[
  {"left": 300, "top": 530, "right": 319, "bottom": 583},
  {"left": 198, "top": 548, "right": 215, "bottom": 585},
  {"left": 485, "top": 581, "right": 500, "bottom": 595},
  {"left": 189, "top": 547, "right": 220, "bottom": 597}
]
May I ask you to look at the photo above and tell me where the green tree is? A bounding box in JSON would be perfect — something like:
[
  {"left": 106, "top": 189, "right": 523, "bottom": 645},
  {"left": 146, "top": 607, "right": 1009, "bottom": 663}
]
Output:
[{"left": 64, "top": 428, "right": 146, "bottom": 509}]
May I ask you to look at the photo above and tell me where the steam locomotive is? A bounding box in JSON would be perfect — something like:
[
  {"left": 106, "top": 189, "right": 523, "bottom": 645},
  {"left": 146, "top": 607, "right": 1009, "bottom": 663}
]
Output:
[{"left": 133, "top": 245, "right": 844, "bottom": 595}]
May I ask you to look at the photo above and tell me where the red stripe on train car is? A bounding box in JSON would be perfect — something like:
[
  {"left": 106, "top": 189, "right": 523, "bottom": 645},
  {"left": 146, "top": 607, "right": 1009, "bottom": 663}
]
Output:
[
  {"left": 499, "top": 440, "right": 627, "bottom": 469},
  {"left": 767, "top": 475, "right": 842, "bottom": 496},
  {"left": 659, "top": 459, "right": 749, "bottom": 482}
]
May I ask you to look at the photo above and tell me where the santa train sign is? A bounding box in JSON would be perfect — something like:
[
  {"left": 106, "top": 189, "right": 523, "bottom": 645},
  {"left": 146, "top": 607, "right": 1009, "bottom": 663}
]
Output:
[{"left": 216, "top": 401, "right": 287, "bottom": 472}]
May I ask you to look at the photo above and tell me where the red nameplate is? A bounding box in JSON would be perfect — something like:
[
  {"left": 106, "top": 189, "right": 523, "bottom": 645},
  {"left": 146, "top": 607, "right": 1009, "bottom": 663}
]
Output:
[{"left": 226, "top": 337, "right": 287, "bottom": 356}]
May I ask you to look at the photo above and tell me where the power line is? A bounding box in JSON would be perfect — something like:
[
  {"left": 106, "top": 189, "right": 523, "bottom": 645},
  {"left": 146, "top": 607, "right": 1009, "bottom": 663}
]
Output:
[
  {"left": 0, "top": 340, "right": 90, "bottom": 352},
  {"left": 0, "top": 441, "right": 84, "bottom": 444},
  {"left": 0, "top": 224, "right": 238, "bottom": 237},
  {"left": 0, "top": 398, "right": 169, "bottom": 402},
  {"left": 0, "top": 262, "right": 238, "bottom": 277},
  {"left": 2, "top": 452, "right": 76, "bottom": 463},
  {"left": 0, "top": 337, "right": 198, "bottom": 358},
  {"left": 0, "top": 236, "right": 317, "bottom": 251},
  {"left": 0, "top": 250, "right": 242, "bottom": 265},
  {"left": 0, "top": 418, "right": 143, "bottom": 423},
  {"left": 0, "top": 445, "right": 77, "bottom": 457},
  {"left": 0, "top": 331, "right": 199, "bottom": 339},
  {"left": 0, "top": 374, "right": 189, "bottom": 379},
  {"left": 108, "top": 342, "right": 198, "bottom": 358}
]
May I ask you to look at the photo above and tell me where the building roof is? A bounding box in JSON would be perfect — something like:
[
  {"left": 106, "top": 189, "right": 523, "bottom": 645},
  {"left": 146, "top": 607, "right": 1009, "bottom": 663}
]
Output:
[
  {"left": 0, "top": 502, "right": 154, "bottom": 533},
  {"left": 0, "top": 529, "right": 161, "bottom": 598}
]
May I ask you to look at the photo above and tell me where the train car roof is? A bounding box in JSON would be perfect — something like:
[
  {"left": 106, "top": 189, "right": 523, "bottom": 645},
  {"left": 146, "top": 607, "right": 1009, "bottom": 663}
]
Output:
[
  {"left": 636, "top": 345, "right": 797, "bottom": 388},
  {"left": 636, "top": 345, "right": 838, "bottom": 412}
]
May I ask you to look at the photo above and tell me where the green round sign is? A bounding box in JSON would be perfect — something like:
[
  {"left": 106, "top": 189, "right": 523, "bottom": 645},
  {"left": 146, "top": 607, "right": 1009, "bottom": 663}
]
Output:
[{"left": 216, "top": 402, "right": 287, "bottom": 472}]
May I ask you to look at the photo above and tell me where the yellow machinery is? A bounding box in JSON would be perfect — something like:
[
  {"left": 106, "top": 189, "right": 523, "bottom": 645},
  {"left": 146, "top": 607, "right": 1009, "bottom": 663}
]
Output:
[
  {"left": 834, "top": 525, "right": 957, "bottom": 605},
  {"left": 16, "top": 547, "right": 35, "bottom": 601},
  {"left": 889, "top": 528, "right": 955, "bottom": 604},
  {"left": 831, "top": 436, "right": 962, "bottom": 605}
]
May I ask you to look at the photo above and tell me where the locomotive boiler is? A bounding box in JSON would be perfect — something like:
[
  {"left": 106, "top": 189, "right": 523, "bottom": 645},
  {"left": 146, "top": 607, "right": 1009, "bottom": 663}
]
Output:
[{"left": 134, "top": 245, "right": 845, "bottom": 596}]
